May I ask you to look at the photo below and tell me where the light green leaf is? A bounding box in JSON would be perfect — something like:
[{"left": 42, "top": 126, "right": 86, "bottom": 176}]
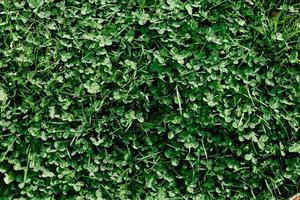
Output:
[
  {"left": 0, "top": 88, "right": 7, "bottom": 102},
  {"left": 187, "top": 186, "right": 194, "bottom": 193},
  {"left": 129, "top": 110, "right": 135, "bottom": 118},
  {"left": 245, "top": 153, "right": 253, "bottom": 161},
  {"left": 98, "top": 35, "right": 112, "bottom": 47},
  {"left": 274, "top": 33, "right": 284, "bottom": 41},
  {"left": 236, "top": 18, "right": 246, "bottom": 26},
  {"left": 124, "top": 60, "right": 137, "bottom": 69},
  {"left": 27, "top": 0, "right": 44, "bottom": 8},
  {"left": 138, "top": 13, "right": 150, "bottom": 25},
  {"left": 4, "top": 173, "right": 14, "bottom": 184},
  {"left": 289, "top": 143, "right": 300, "bottom": 153},
  {"left": 168, "top": 132, "right": 174, "bottom": 139},
  {"left": 185, "top": 5, "right": 193, "bottom": 15},
  {"left": 259, "top": 135, "right": 269, "bottom": 143},
  {"left": 61, "top": 52, "right": 72, "bottom": 62},
  {"left": 42, "top": 170, "right": 55, "bottom": 177},
  {"left": 86, "top": 82, "right": 100, "bottom": 94}
]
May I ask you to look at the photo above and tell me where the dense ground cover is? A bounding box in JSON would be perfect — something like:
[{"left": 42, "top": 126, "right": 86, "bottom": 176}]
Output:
[{"left": 0, "top": 0, "right": 299, "bottom": 199}]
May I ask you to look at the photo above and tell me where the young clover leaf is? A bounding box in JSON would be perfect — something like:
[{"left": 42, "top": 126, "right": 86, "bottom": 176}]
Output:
[
  {"left": 61, "top": 52, "right": 72, "bottom": 62},
  {"left": 138, "top": 13, "right": 150, "bottom": 25},
  {"left": 84, "top": 82, "right": 100, "bottom": 94},
  {"left": 99, "top": 35, "right": 112, "bottom": 47},
  {"left": 124, "top": 60, "right": 137, "bottom": 70},
  {"left": 244, "top": 153, "right": 253, "bottom": 161},
  {"left": 185, "top": 5, "right": 193, "bottom": 15},
  {"left": 288, "top": 143, "right": 300, "bottom": 153},
  {"left": 0, "top": 88, "right": 8, "bottom": 102},
  {"left": 4, "top": 173, "right": 14, "bottom": 184},
  {"left": 27, "top": 0, "right": 44, "bottom": 8}
]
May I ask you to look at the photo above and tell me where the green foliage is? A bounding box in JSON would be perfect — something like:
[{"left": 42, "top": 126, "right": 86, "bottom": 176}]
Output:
[{"left": 0, "top": 0, "right": 299, "bottom": 199}]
